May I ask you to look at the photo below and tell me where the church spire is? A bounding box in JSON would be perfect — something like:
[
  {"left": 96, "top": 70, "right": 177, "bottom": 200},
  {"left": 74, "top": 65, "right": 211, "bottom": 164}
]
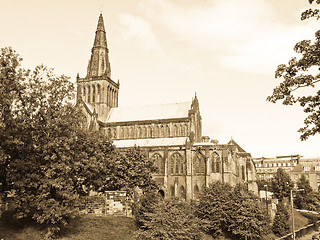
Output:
[{"left": 86, "top": 13, "right": 111, "bottom": 78}]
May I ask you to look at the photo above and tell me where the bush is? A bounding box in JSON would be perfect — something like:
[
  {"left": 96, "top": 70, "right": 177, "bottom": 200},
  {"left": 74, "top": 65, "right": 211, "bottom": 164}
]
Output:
[
  {"left": 196, "top": 182, "right": 270, "bottom": 240},
  {"left": 272, "top": 201, "right": 290, "bottom": 237},
  {"left": 135, "top": 192, "right": 203, "bottom": 240}
]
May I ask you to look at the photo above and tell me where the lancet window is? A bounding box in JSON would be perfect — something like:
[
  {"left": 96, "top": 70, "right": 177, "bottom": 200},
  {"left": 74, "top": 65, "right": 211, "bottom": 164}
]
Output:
[
  {"left": 194, "top": 154, "right": 205, "bottom": 174},
  {"left": 152, "top": 153, "right": 165, "bottom": 174}
]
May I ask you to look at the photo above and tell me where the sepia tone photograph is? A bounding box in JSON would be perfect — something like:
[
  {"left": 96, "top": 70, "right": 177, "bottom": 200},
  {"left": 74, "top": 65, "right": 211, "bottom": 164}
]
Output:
[{"left": 1, "top": 0, "right": 320, "bottom": 239}]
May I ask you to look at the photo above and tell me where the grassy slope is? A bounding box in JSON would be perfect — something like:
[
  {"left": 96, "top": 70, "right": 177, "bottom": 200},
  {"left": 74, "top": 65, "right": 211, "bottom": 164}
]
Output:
[
  {"left": 0, "top": 210, "right": 312, "bottom": 240},
  {"left": 0, "top": 215, "right": 137, "bottom": 240}
]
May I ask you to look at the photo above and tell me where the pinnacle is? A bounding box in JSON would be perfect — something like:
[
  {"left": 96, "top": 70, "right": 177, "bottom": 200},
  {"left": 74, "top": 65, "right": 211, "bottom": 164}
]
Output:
[{"left": 97, "top": 13, "right": 105, "bottom": 32}]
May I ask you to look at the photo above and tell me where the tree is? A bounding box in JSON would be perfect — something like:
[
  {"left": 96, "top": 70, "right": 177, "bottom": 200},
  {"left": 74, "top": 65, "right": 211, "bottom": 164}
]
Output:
[
  {"left": 271, "top": 168, "right": 294, "bottom": 201},
  {"left": 135, "top": 195, "right": 203, "bottom": 240},
  {"left": 195, "top": 181, "right": 233, "bottom": 238},
  {"left": 294, "top": 175, "right": 320, "bottom": 210},
  {"left": 272, "top": 201, "right": 291, "bottom": 237},
  {"left": 195, "top": 182, "right": 270, "bottom": 240},
  {"left": 0, "top": 47, "right": 156, "bottom": 235},
  {"left": 227, "top": 185, "right": 271, "bottom": 240},
  {"left": 267, "top": 1, "right": 320, "bottom": 140}
]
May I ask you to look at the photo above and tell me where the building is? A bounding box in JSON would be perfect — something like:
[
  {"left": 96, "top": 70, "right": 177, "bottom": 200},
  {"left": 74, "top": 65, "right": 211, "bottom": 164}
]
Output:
[
  {"left": 253, "top": 155, "right": 320, "bottom": 191},
  {"left": 76, "top": 14, "right": 258, "bottom": 200},
  {"left": 253, "top": 155, "right": 300, "bottom": 180}
]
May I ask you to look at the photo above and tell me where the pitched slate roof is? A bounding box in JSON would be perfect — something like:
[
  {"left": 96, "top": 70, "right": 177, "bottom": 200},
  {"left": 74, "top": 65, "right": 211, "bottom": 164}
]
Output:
[
  {"left": 113, "top": 137, "right": 188, "bottom": 148},
  {"left": 105, "top": 102, "right": 191, "bottom": 123}
]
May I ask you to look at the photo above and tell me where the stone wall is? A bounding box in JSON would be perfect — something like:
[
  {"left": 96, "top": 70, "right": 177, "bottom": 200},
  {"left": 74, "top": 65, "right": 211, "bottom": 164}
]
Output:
[{"left": 80, "top": 191, "right": 132, "bottom": 217}]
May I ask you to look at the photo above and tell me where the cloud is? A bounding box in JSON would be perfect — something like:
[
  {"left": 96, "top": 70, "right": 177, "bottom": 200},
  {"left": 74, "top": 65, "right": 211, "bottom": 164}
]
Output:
[
  {"left": 137, "top": 0, "right": 320, "bottom": 75},
  {"left": 117, "top": 13, "right": 163, "bottom": 54}
]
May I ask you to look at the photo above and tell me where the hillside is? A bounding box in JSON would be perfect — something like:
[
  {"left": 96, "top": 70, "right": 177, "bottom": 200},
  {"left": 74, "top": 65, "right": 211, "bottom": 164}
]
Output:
[
  {"left": 0, "top": 210, "right": 312, "bottom": 240},
  {"left": 0, "top": 215, "right": 137, "bottom": 240}
]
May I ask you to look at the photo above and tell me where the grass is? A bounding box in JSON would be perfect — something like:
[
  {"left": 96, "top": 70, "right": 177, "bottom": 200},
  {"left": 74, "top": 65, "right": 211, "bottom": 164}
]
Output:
[
  {"left": 0, "top": 215, "right": 137, "bottom": 240},
  {"left": 290, "top": 209, "right": 311, "bottom": 231},
  {"left": 0, "top": 209, "right": 312, "bottom": 240}
]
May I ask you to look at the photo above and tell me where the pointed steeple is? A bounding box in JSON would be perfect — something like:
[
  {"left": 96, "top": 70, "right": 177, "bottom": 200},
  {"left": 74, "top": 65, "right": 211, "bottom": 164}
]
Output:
[{"left": 86, "top": 13, "right": 111, "bottom": 78}]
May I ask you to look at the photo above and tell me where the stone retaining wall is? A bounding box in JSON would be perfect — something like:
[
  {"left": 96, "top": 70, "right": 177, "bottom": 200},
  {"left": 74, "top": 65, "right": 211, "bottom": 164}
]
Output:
[{"left": 79, "top": 191, "right": 132, "bottom": 217}]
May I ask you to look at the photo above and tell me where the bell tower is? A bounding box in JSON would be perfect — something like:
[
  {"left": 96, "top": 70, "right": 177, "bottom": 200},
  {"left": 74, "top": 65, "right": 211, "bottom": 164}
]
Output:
[{"left": 77, "top": 14, "right": 119, "bottom": 122}]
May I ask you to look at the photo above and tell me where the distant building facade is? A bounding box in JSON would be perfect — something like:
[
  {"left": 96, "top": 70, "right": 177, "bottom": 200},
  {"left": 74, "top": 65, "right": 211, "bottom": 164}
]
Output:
[
  {"left": 76, "top": 14, "right": 258, "bottom": 200},
  {"left": 253, "top": 155, "right": 320, "bottom": 191}
]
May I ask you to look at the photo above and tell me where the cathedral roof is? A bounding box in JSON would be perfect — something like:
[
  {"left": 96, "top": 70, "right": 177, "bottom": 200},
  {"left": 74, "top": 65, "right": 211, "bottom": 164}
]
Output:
[
  {"left": 105, "top": 102, "right": 192, "bottom": 123},
  {"left": 113, "top": 137, "right": 188, "bottom": 148}
]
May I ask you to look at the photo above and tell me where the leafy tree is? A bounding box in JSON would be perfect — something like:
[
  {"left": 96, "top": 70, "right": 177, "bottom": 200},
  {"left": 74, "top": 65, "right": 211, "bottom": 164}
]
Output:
[
  {"left": 272, "top": 201, "right": 291, "bottom": 237},
  {"left": 271, "top": 168, "right": 294, "bottom": 201},
  {"left": 195, "top": 182, "right": 270, "bottom": 240},
  {"left": 272, "top": 202, "right": 290, "bottom": 236},
  {"left": 294, "top": 175, "right": 320, "bottom": 210},
  {"left": 195, "top": 181, "right": 233, "bottom": 238},
  {"left": 227, "top": 185, "right": 271, "bottom": 240},
  {"left": 135, "top": 196, "right": 203, "bottom": 240},
  {"left": 0, "top": 47, "right": 156, "bottom": 234},
  {"left": 105, "top": 147, "right": 157, "bottom": 196},
  {"left": 267, "top": 0, "right": 320, "bottom": 140},
  {"left": 256, "top": 179, "right": 272, "bottom": 191}
]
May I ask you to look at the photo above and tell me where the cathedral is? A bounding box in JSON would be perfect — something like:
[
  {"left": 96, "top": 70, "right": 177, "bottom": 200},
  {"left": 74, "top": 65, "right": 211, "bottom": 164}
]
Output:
[{"left": 76, "top": 14, "right": 258, "bottom": 200}]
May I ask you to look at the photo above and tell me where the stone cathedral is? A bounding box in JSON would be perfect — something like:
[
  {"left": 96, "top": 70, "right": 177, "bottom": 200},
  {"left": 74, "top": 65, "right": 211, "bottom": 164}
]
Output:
[{"left": 76, "top": 14, "right": 258, "bottom": 200}]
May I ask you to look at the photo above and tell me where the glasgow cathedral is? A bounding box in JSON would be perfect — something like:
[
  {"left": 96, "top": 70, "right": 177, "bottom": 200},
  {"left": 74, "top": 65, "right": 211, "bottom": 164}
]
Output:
[{"left": 76, "top": 14, "right": 258, "bottom": 200}]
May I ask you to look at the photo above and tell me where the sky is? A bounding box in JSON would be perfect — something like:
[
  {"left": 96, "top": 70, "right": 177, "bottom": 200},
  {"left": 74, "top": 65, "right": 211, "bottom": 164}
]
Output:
[{"left": 1, "top": 0, "right": 320, "bottom": 158}]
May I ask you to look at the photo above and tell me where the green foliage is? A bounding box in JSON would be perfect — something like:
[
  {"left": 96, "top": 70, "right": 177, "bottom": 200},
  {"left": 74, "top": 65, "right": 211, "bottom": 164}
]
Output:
[
  {"left": 272, "top": 202, "right": 290, "bottom": 237},
  {"left": 227, "top": 185, "right": 271, "bottom": 240},
  {"left": 195, "top": 182, "right": 270, "bottom": 240},
  {"left": 294, "top": 175, "right": 320, "bottom": 211},
  {"left": 267, "top": 0, "right": 320, "bottom": 140},
  {"left": 135, "top": 196, "right": 203, "bottom": 240},
  {"left": 0, "top": 47, "right": 156, "bottom": 235},
  {"left": 195, "top": 181, "right": 233, "bottom": 238},
  {"left": 256, "top": 179, "right": 272, "bottom": 191},
  {"left": 105, "top": 147, "right": 157, "bottom": 197},
  {"left": 133, "top": 190, "right": 161, "bottom": 228},
  {"left": 271, "top": 168, "right": 294, "bottom": 200}
]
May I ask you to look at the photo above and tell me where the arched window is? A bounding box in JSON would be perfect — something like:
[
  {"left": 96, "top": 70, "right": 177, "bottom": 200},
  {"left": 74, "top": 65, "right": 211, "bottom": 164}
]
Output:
[
  {"left": 160, "top": 125, "right": 165, "bottom": 138},
  {"left": 171, "top": 153, "right": 184, "bottom": 175},
  {"left": 170, "top": 157, "right": 174, "bottom": 174},
  {"left": 123, "top": 127, "right": 128, "bottom": 139},
  {"left": 142, "top": 126, "right": 146, "bottom": 138},
  {"left": 216, "top": 159, "right": 221, "bottom": 173},
  {"left": 170, "top": 186, "right": 175, "bottom": 197},
  {"left": 107, "top": 128, "right": 112, "bottom": 138},
  {"left": 173, "top": 125, "right": 178, "bottom": 137},
  {"left": 87, "top": 85, "right": 91, "bottom": 103},
  {"left": 92, "top": 85, "right": 96, "bottom": 103},
  {"left": 137, "top": 126, "right": 141, "bottom": 138},
  {"left": 119, "top": 127, "right": 124, "bottom": 139},
  {"left": 158, "top": 190, "right": 165, "bottom": 198},
  {"left": 179, "top": 186, "right": 186, "bottom": 199},
  {"left": 154, "top": 125, "right": 159, "bottom": 138},
  {"left": 97, "top": 84, "right": 101, "bottom": 102},
  {"left": 194, "top": 154, "right": 205, "bottom": 174},
  {"left": 152, "top": 153, "right": 165, "bottom": 174},
  {"left": 83, "top": 86, "right": 86, "bottom": 99},
  {"left": 129, "top": 127, "right": 134, "bottom": 139},
  {"left": 212, "top": 153, "right": 220, "bottom": 173},
  {"left": 184, "top": 124, "right": 188, "bottom": 136},
  {"left": 181, "top": 124, "right": 185, "bottom": 136},
  {"left": 148, "top": 126, "right": 152, "bottom": 138},
  {"left": 242, "top": 165, "right": 246, "bottom": 181},
  {"left": 113, "top": 128, "right": 117, "bottom": 139},
  {"left": 194, "top": 185, "right": 200, "bottom": 199},
  {"left": 166, "top": 124, "right": 170, "bottom": 137},
  {"left": 176, "top": 124, "right": 180, "bottom": 137}
]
